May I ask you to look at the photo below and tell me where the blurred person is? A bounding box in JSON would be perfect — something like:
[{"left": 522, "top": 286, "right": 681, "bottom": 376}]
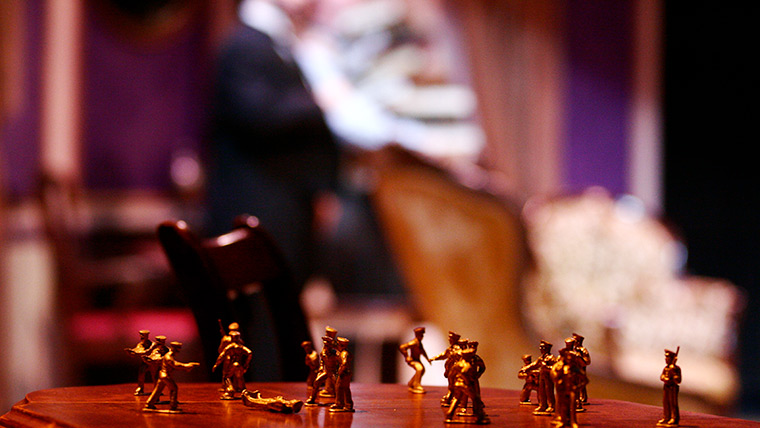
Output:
[
  {"left": 207, "top": 0, "right": 341, "bottom": 294},
  {"left": 207, "top": 0, "right": 404, "bottom": 299}
]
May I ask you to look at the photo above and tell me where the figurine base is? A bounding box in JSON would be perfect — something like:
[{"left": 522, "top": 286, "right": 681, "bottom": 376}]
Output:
[
  {"left": 142, "top": 407, "right": 182, "bottom": 414},
  {"left": 656, "top": 420, "right": 679, "bottom": 427},
  {"left": 519, "top": 401, "right": 534, "bottom": 406},
  {"left": 408, "top": 387, "right": 426, "bottom": 394},
  {"left": 533, "top": 409, "right": 554, "bottom": 416},
  {"left": 444, "top": 415, "right": 490, "bottom": 425},
  {"left": 219, "top": 394, "right": 239, "bottom": 400},
  {"left": 328, "top": 406, "right": 355, "bottom": 413}
]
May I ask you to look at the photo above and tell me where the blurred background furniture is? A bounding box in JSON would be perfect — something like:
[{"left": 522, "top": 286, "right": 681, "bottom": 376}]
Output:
[
  {"left": 158, "top": 215, "right": 311, "bottom": 382},
  {"left": 38, "top": 174, "right": 199, "bottom": 387},
  {"left": 520, "top": 189, "right": 744, "bottom": 414},
  {"left": 368, "top": 144, "right": 533, "bottom": 390}
]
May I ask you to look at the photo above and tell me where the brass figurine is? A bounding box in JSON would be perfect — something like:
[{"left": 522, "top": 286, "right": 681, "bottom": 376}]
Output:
[
  {"left": 302, "top": 340, "right": 320, "bottom": 397},
  {"left": 218, "top": 321, "right": 241, "bottom": 353},
  {"left": 319, "top": 326, "right": 339, "bottom": 398},
  {"left": 305, "top": 333, "right": 340, "bottom": 406},
  {"left": 213, "top": 330, "right": 253, "bottom": 400},
  {"left": 143, "top": 341, "right": 200, "bottom": 413},
  {"left": 528, "top": 340, "right": 556, "bottom": 416},
  {"left": 572, "top": 333, "right": 590, "bottom": 405},
  {"left": 657, "top": 347, "right": 682, "bottom": 427},
  {"left": 518, "top": 354, "right": 539, "bottom": 405},
  {"left": 551, "top": 342, "right": 589, "bottom": 428},
  {"left": 444, "top": 347, "right": 489, "bottom": 424},
  {"left": 125, "top": 330, "right": 154, "bottom": 395},
  {"left": 431, "top": 331, "right": 462, "bottom": 407},
  {"left": 242, "top": 389, "right": 304, "bottom": 414},
  {"left": 329, "top": 337, "right": 355, "bottom": 413},
  {"left": 399, "top": 327, "right": 431, "bottom": 394},
  {"left": 142, "top": 335, "right": 169, "bottom": 392}
]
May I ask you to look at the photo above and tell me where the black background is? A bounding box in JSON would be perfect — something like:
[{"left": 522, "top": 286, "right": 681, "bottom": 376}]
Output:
[{"left": 663, "top": 3, "right": 759, "bottom": 413}]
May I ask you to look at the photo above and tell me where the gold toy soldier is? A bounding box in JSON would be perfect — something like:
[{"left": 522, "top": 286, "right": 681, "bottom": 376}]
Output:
[
  {"left": 330, "top": 337, "right": 354, "bottom": 412},
  {"left": 125, "top": 330, "right": 154, "bottom": 395},
  {"left": 302, "top": 341, "right": 320, "bottom": 397},
  {"left": 242, "top": 389, "right": 304, "bottom": 413},
  {"left": 305, "top": 333, "right": 340, "bottom": 406},
  {"left": 558, "top": 337, "right": 587, "bottom": 413},
  {"left": 431, "top": 330, "right": 462, "bottom": 406},
  {"left": 445, "top": 347, "right": 489, "bottom": 424},
  {"left": 142, "top": 335, "right": 169, "bottom": 391},
  {"left": 320, "top": 326, "right": 339, "bottom": 398},
  {"left": 143, "top": 341, "right": 200, "bottom": 413},
  {"left": 551, "top": 345, "right": 588, "bottom": 428},
  {"left": 518, "top": 354, "right": 539, "bottom": 404},
  {"left": 399, "top": 327, "right": 431, "bottom": 394},
  {"left": 526, "top": 340, "right": 556, "bottom": 415},
  {"left": 213, "top": 330, "right": 253, "bottom": 400},
  {"left": 455, "top": 340, "right": 486, "bottom": 412},
  {"left": 218, "top": 321, "right": 241, "bottom": 354},
  {"left": 658, "top": 348, "right": 682, "bottom": 427},
  {"left": 572, "top": 333, "right": 590, "bottom": 404}
]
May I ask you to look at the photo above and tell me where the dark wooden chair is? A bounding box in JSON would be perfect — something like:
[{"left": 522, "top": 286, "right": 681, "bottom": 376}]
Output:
[{"left": 157, "top": 215, "right": 311, "bottom": 382}]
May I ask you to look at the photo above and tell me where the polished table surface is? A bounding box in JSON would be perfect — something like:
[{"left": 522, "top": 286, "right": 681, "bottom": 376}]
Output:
[{"left": 1, "top": 382, "right": 758, "bottom": 428}]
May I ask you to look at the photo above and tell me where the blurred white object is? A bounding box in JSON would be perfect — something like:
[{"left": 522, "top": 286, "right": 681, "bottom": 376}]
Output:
[{"left": 521, "top": 188, "right": 743, "bottom": 406}]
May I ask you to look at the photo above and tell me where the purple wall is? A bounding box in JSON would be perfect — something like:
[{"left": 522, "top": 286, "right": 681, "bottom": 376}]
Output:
[
  {"left": 82, "top": 5, "right": 212, "bottom": 191},
  {"left": 0, "top": 1, "right": 43, "bottom": 199},
  {"left": 0, "top": 2, "right": 212, "bottom": 198},
  {"left": 563, "top": 0, "right": 633, "bottom": 195}
]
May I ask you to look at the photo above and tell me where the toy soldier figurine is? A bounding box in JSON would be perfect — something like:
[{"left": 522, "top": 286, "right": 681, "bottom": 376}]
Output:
[
  {"left": 143, "top": 341, "right": 200, "bottom": 413},
  {"left": 658, "top": 348, "right": 682, "bottom": 427},
  {"left": 330, "top": 337, "right": 354, "bottom": 412},
  {"left": 529, "top": 340, "right": 556, "bottom": 415},
  {"left": 213, "top": 330, "right": 253, "bottom": 400},
  {"left": 572, "top": 333, "right": 590, "bottom": 404},
  {"left": 125, "top": 330, "right": 154, "bottom": 395},
  {"left": 430, "top": 331, "right": 462, "bottom": 406},
  {"left": 445, "top": 347, "right": 489, "bottom": 424},
  {"left": 456, "top": 340, "right": 485, "bottom": 411},
  {"left": 142, "top": 335, "right": 169, "bottom": 391},
  {"left": 302, "top": 341, "right": 320, "bottom": 397},
  {"left": 399, "top": 327, "right": 431, "bottom": 394},
  {"left": 305, "top": 334, "right": 340, "bottom": 406},
  {"left": 218, "top": 321, "right": 241, "bottom": 354},
  {"left": 518, "top": 354, "right": 539, "bottom": 404},
  {"left": 320, "top": 326, "right": 339, "bottom": 397},
  {"left": 242, "top": 389, "right": 304, "bottom": 413},
  {"left": 551, "top": 345, "right": 588, "bottom": 428}
]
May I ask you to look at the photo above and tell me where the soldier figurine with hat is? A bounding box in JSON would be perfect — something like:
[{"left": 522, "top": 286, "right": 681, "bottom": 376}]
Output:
[{"left": 658, "top": 347, "right": 682, "bottom": 426}]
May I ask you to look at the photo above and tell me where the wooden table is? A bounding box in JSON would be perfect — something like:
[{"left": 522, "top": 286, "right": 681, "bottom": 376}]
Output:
[{"left": 1, "top": 383, "right": 758, "bottom": 427}]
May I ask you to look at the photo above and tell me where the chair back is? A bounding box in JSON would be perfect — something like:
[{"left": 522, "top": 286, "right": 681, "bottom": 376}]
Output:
[
  {"left": 368, "top": 146, "right": 532, "bottom": 389},
  {"left": 157, "top": 215, "right": 310, "bottom": 381}
]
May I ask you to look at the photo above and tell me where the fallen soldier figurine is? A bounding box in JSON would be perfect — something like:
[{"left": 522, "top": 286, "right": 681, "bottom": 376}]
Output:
[{"left": 241, "top": 389, "right": 304, "bottom": 414}]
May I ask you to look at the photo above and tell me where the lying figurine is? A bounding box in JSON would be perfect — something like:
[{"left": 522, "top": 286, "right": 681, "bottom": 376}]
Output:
[{"left": 242, "top": 389, "right": 304, "bottom": 414}]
